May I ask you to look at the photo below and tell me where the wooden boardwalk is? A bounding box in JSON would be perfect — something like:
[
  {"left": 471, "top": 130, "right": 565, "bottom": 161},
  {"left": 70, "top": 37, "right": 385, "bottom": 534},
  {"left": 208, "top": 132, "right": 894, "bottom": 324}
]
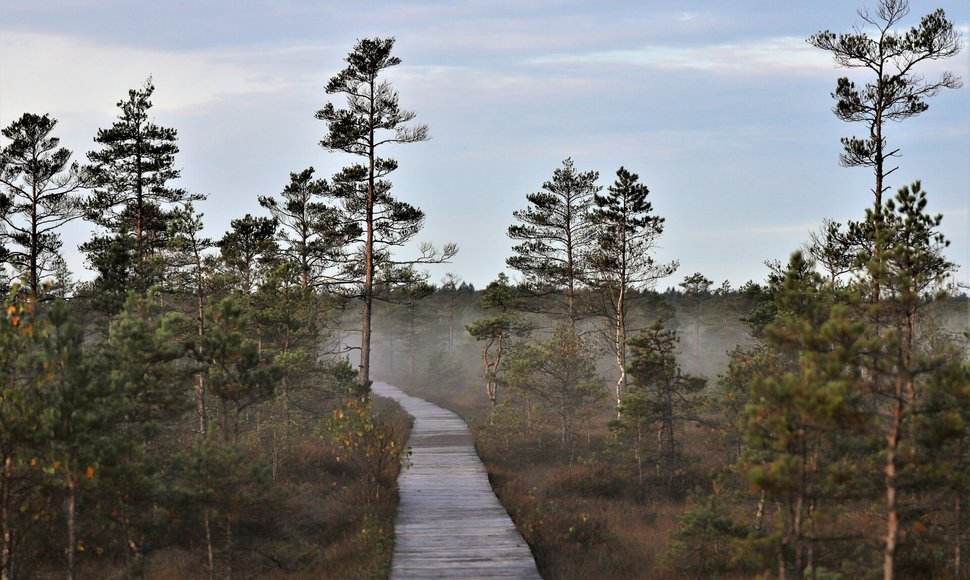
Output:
[{"left": 371, "top": 381, "right": 542, "bottom": 579}]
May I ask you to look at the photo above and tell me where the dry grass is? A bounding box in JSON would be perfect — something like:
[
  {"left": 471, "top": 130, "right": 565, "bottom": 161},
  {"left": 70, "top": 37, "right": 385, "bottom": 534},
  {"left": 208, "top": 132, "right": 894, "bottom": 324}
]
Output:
[
  {"left": 398, "top": 378, "right": 736, "bottom": 579},
  {"left": 398, "top": 384, "right": 760, "bottom": 580},
  {"left": 470, "top": 422, "right": 701, "bottom": 580},
  {"left": 480, "top": 454, "right": 691, "bottom": 579}
]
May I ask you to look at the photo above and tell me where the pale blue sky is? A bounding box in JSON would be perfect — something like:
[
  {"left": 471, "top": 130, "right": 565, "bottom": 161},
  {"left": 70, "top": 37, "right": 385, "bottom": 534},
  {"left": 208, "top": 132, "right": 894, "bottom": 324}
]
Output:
[{"left": 1, "top": 0, "right": 968, "bottom": 290}]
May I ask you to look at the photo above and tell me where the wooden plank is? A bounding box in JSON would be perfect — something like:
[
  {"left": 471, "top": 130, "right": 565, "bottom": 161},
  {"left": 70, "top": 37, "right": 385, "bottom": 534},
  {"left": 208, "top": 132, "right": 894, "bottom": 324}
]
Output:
[{"left": 372, "top": 381, "right": 542, "bottom": 579}]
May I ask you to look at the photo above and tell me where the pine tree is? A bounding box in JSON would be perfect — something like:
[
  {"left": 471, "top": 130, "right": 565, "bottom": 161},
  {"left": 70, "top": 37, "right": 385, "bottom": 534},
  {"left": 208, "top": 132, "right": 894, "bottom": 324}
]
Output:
[
  {"left": 166, "top": 202, "right": 217, "bottom": 435},
  {"left": 505, "top": 324, "right": 604, "bottom": 450},
  {"left": 84, "top": 78, "right": 201, "bottom": 302},
  {"left": 0, "top": 294, "right": 46, "bottom": 578},
  {"left": 507, "top": 158, "right": 598, "bottom": 325},
  {"left": 808, "top": 0, "right": 962, "bottom": 300},
  {"left": 381, "top": 268, "right": 434, "bottom": 382},
  {"left": 191, "top": 296, "right": 279, "bottom": 577},
  {"left": 217, "top": 214, "right": 279, "bottom": 297},
  {"left": 317, "top": 37, "right": 453, "bottom": 387},
  {"left": 466, "top": 273, "right": 531, "bottom": 408},
  {"left": 625, "top": 321, "right": 706, "bottom": 485},
  {"left": 33, "top": 301, "right": 108, "bottom": 580},
  {"left": 859, "top": 182, "right": 958, "bottom": 579},
  {"left": 0, "top": 113, "right": 86, "bottom": 301},
  {"left": 679, "top": 272, "right": 712, "bottom": 356},
  {"left": 197, "top": 297, "right": 279, "bottom": 446},
  {"left": 741, "top": 255, "right": 868, "bottom": 578},
  {"left": 587, "top": 167, "right": 677, "bottom": 412},
  {"left": 258, "top": 167, "right": 344, "bottom": 290},
  {"left": 94, "top": 291, "right": 191, "bottom": 575},
  {"left": 439, "top": 273, "right": 465, "bottom": 356}
]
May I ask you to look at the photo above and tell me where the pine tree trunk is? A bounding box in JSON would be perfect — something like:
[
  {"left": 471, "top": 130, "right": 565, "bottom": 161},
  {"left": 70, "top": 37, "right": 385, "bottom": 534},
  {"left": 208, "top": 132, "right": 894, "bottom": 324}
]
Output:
[
  {"left": 66, "top": 472, "right": 77, "bottom": 580},
  {"left": 408, "top": 306, "right": 416, "bottom": 382},
  {"left": 196, "top": 269, "right": 208, "bottom": 435},
  {"left": 204, "top": 508, "right": 215, "bottom": 580},
  {"left": 871, "top": 61, "right": 885, "bottom": 305},
  {"left": 225, "top": 515, "right": 233, "bottom": 580},
  {"left": 809, "top": 447, "right": 819, "bottom": 579},
  {"left": 793, "top": 436, "right": 805, "bottom": 580},
  {"left": 560, "top": 405, "right": 567, "bottom": 449},
  {"left": 525, "top": 392, "right": 532, "bottom": 432},
  {"left": 661, "top": 373, "right": 675, "bottom": 483},
  {"left": 483, "top": 340, "right": 496, "bottom": 407},
  {"left": 955, "top": 491, "right": 961, "bottom": 577},
  {"left": 360, "top": 298, "right": 372, "bottom": 387},
  {"left": 126, "top": 534, "right": 144, "bottom": 580},
  {"left": 29, "top": 182, "right": 39, "bottom": 301},
  {"left": 358, "top": 79, "right": 377, "bottom": 389},
  {"left": 954, "top": 438, "right": 963, "bottom": 577},
  {"left": 486, "top": 337, "right": 506, "bottom": 409},
  {"left": 755, "top": 488, "right": 766, "bottom": 532},
  {"left": 566, "top": 227, "right": 575, "bottom": 327},
  {"left": 2, "top": 458, "right": 11, "bottom": 580},
  {"left": 447, "top": 294, "right": 455, "bottom": 355},
  {"left": 136, "top": 151, "right": 144, "bottom": 246},
  {"left": 196, "top": 373, "right": 208, "bottom": 435},
  {"left": 301, "top": 253, "right": 309, "bottom": 290},
  {"left": 635, "top": 423, "right": 643, "bottom": 485},
  {"left": 884, "top": 397, "right": 902, "bottom": 580}
]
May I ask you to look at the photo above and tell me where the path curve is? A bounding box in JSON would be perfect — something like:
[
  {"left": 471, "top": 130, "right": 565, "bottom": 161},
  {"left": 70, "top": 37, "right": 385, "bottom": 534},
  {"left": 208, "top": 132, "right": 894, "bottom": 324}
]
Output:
[{"left": 372, "top": 381, "right": 542, "bottom": 579}]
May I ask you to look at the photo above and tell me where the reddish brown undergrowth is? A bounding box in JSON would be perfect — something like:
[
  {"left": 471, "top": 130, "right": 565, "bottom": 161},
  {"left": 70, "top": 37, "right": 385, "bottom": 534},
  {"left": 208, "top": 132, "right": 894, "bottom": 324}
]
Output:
[
  {"left": 71, "top": 397, "right": 412, "bottom": 579},
  {"left": 400, "top": 378, "right": 720, "bottom": 579}
]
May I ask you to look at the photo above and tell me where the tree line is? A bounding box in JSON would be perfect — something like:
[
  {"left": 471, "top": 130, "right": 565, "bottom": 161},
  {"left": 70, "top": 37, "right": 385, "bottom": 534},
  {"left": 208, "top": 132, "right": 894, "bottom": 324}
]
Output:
[
  {"left": 444, "top": 2, "right": 965, "bottom": 578},
  {"left": 0, "top": 1, "right": 966, "bottom": 578},
  {"left": 0, "top": 38, "right": 430, "bottom": 578}
]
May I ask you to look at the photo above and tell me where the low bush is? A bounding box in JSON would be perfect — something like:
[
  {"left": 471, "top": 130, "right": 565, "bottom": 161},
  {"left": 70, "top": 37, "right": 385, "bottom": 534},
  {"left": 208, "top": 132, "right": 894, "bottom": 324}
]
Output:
[{"left": 545, "top": 462, "right": 632, "bottom": 500}]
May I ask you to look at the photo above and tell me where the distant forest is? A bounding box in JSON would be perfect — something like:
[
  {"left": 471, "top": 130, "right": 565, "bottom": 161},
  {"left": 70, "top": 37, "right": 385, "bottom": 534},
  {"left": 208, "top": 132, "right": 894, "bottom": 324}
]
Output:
[{"left": 1, "top": 1, "right": 968, "bottom": 579}]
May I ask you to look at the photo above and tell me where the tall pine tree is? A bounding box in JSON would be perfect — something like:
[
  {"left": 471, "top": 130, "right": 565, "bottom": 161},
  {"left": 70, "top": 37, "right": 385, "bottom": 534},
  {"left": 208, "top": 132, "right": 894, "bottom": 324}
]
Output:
[
  {"left": 258, "top": 167, "right": 343, "bottom": 291},
  {"left": 84, "top": 78, "right": 201, "bottom": 303},
  {"left": 316, "top": 37, "right": 454, "bottom": 387},
  {"left": 507, "top": 158, "right": 598, "bottom": 326},
  {"left": 0, "top": 113, "right": 86, "bottom": 301},
  {"left": 808, "top": 0, "right": 962, "bottom": 300},
  {"left": 587, "top": 167, "right": 677, "bottom": 411}
]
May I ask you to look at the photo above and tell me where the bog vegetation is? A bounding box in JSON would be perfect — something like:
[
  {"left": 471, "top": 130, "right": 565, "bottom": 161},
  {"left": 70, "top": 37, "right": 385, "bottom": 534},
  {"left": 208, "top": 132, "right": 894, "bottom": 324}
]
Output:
[
  {"left": 1, "top": 2, "right": 967, "bottom": 579},
  {"left": 0, "top": 38, "right": 423, "bottom": 579}
]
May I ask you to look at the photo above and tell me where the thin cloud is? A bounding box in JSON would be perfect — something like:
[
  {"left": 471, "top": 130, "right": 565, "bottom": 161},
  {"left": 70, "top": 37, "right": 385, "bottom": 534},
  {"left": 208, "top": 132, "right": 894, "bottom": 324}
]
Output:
[
  {"left": 529, "top": 36, "right": 832, "bottom": 74},
  {"left": 0, "top": 31, "right": 302, "bottom": 118},
  {"left": 674, "top": 223, "right": 821, "bottom": 240}
]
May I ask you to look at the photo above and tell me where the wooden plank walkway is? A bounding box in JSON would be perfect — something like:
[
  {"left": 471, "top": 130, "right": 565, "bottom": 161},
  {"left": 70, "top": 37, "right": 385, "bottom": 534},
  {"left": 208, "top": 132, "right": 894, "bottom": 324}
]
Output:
[{"left": 371, "top": 381, "right": 542, "bottom": 579}]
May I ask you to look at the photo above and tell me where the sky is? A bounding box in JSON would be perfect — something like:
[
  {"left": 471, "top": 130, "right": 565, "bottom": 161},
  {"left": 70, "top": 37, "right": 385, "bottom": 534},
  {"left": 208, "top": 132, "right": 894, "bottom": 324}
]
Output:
[{"left": 1, "top": 0, "right": 968, "bottom": 291}]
